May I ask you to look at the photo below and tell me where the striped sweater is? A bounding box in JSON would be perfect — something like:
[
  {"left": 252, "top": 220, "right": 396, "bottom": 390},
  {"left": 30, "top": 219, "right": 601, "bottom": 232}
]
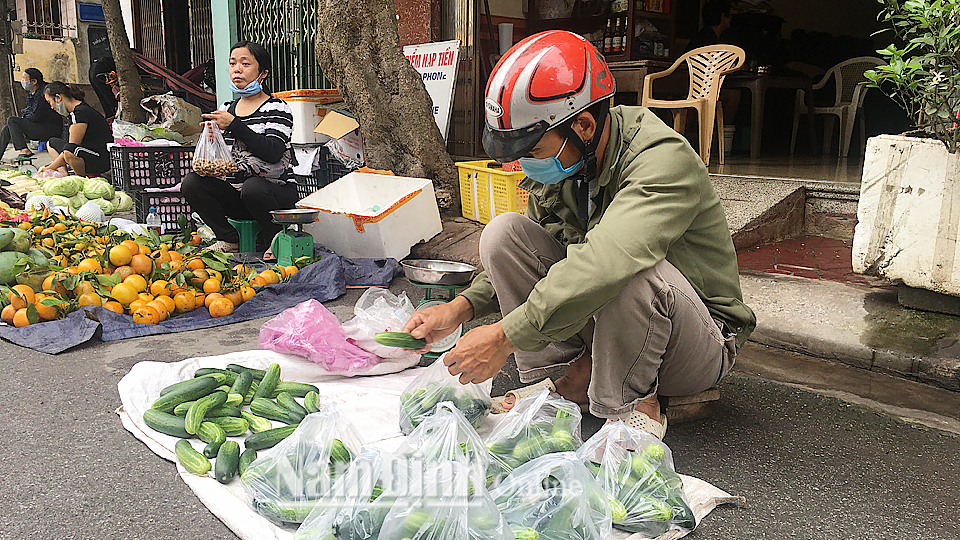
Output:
[{"left": 220, "top": 96, "right": 295, "bottom": 183}]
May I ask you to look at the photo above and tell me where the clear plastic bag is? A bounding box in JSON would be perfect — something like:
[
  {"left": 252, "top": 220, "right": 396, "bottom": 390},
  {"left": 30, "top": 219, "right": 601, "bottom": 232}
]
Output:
[
  {"left": 378, "top": 460, "right": 512, "bottom": 540},
  {"left": 341, "top": 288, "right": 419, "bottom": 362},
  {"left": 395, "top": 402, "right": 490, "bottom": 479},
  {"left": 398, "top": 356, "right": 492, "bottom": 435},
  {"left": 577, "top": 420, "right": 697, "bottom": 536},
  {"left": 258, "top": 299, "right": 381, "bottom": 375},
  {"left": 241, "top": 403, "right": 364, "bottom": 525},
  {"left": 482, "top": 387, "right": 581, "bottom": 487},
  {"left": 192, "top": 121, "right": 238, "bottom": 178},
  {"left": 293, "top": 447, "right": 407, "bottom": 540},
  {"left": 490, "top": 451, "right": 612, "bottom": 540}
]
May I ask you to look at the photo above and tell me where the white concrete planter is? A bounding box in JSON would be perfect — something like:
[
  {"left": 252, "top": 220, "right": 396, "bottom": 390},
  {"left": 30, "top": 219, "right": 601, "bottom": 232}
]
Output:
[{"left": 853, "top": 134, "right": 960, "bottom": 296}]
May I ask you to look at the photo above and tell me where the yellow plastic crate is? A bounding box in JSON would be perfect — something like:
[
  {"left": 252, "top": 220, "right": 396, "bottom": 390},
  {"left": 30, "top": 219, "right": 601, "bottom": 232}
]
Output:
[{"left": 456, "top": 160, "right": 528, "bottom": 224}]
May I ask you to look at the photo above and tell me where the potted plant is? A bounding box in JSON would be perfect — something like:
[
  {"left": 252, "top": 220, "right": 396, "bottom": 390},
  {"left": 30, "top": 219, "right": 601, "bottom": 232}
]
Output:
[{"left": 852, "top": 0, "right": 960, "bottom": 301}]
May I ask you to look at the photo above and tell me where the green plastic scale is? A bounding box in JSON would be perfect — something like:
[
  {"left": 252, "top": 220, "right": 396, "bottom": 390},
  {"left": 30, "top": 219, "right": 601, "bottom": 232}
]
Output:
[
  {"left": 269, "top": 209, "right": 318, "bottom": 267},
  {"left": 402, "top": 260, "right": 478, "bottom": 359}
]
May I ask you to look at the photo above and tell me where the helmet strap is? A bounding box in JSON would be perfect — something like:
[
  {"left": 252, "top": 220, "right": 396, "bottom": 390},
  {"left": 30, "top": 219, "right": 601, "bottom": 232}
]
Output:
[{"left": 559, "top": 100, "right": 609, "bottom": 220}]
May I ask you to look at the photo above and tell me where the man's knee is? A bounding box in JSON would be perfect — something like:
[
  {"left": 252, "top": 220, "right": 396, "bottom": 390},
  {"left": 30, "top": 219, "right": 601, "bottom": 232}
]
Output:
[{"left": 479, "top": 212, "right": 531, "bottom": 255}]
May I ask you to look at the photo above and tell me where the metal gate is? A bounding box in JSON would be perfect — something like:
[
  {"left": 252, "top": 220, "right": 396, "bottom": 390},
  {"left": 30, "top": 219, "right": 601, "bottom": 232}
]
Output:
[
  {"left": 189, "top": 0, "right": 215, "bottom": 67},
  {"left": 236, "top": 0, "right": 333, "bottom": 92},
  {"left": 133, "top": 0, "right": 167, "bottom": 64}
]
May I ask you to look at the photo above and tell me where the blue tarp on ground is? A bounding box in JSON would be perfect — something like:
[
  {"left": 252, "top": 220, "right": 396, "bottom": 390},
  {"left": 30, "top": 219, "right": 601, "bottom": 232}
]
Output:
[{"left": 0, "top": 252, "right": 402, "bottom": 354}]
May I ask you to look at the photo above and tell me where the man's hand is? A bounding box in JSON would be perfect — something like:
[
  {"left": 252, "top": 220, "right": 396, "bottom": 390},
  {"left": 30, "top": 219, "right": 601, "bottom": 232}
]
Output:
[
  {"left": 443, "top": 322, "right": 518, "bottom": 385},
  {"left": 402, "top": 296, "right": 474, "bottom": 349},
  {"left": 201, "top": 111, "right": 235, "bottom": 131}
]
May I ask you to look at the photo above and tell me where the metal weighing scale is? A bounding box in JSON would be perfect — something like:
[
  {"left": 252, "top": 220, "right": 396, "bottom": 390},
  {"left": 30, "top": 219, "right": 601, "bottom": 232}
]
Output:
[
  {"left": 401, "top": 259, "right": 477, "bottom": 358},
  {"left": 269, "top": 209, "right": 318, "bottom": 267}
]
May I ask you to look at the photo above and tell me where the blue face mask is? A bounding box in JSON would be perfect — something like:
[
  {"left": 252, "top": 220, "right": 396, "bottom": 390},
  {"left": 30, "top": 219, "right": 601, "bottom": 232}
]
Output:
[
  {"left": 518, "top": 138, "right": 583, "bottom": 185},
  {"left": 230, "top": 76, "right": 264, "bottom": 97}
]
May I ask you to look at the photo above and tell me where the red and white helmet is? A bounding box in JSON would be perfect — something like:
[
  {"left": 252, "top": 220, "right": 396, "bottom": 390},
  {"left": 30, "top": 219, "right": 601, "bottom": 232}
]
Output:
[{"left": 482, "top": 30, "right": 616, "bottom": 162}]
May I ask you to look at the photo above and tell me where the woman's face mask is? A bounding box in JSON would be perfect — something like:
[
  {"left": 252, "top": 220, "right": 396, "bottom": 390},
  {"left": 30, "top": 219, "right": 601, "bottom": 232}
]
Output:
[
  {"left": 21, "top": 80, "right": 36, "bottom": 92},
  {"left": 518, "top": 137, "right": 583, "bottom": 185},
  {"left": 229, "top": 74, "right": 264, "bottom": 97},
  {"left": 54, "top": 98, "right": 69, "bottom": 117}
]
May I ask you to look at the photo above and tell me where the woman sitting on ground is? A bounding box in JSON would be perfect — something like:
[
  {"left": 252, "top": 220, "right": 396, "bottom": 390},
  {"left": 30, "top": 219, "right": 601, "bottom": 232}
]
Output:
[
  {"left": 0, "top": 68, "right": 63, "bottom": 162},
  {"left": 181, "top": 40, "right": 297, "bottom": 254},
  {"left": 37, "top": 82, "right": 112, "bottom": 177}
]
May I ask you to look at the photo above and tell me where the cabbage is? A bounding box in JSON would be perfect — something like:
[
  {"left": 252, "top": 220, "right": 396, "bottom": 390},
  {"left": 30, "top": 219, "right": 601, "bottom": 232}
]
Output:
[
  {"left": 112, "top": 191, "right": 134, "bottom": 212},
  {"left": 92, "top": 197, "right": 116, "bottom": 215},
  {"left": 75, "top": 201, "right": 106, "bottom": 222},
  {"left": 69, "top": 192, "right": 88, "bottom": 210},
  {"left": 50, "top": 195, "right": 71, "bottom": 208},
  {"left": 83, "top": 178, "right": 114, "bottom": 200},
  {"left": 42, "top": 176, "right": 80, "bottom": 197}
]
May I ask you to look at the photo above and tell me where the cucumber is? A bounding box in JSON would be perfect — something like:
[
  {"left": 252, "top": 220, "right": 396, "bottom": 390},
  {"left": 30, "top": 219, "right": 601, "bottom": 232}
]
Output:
[
  {"left": 270, "top": 381, "right": 320, "bottom": 398},
  {"left": 241, "top": 411, "right": 275, "bottom": 433},
  {"left": 224, "top": 393, "right": 243, "bottom": 408},
  {"left": 253, "top": 363, "right": 281, "bottom": 400},
  {"left": 374, "top": 331, "right": 427, "bottom": 349},
  {"left": 226, "top": 363, "right": 267, "bottom": 381},
  {"left": 229, "top": 370, "right": 253, "bottom": 397},
  {"left": 329, "top": 438, "right": 352, "bottom": 465},
  {"left": 276, "top": 392, "right": 308, "bottom": 417},
  {"left": 215, "top": 440, "right": 241, "bottom": 484},
  {"left": 197, "top": 421, "right": 226, "bottom": 444},
  {"left": 175, "top": 439, "right": 211, "bottom": 475},
  {"left": 143, "top": 409, "right": 191, "bottom": 438},
  {"left": 206, "top": 416, "right": 249, "bottom": 436},
  {"left": 303, "top": 391, "right": 320, "bottom": 413},
  {"left": 203, "top": 441, "right": 222, "bottom": 459},
  {"left": 215, "top": 385, "right": 231, "bottom": 394},
  {"left": 243, "top": 380, "right": 258, "bottom": 406},
  {"left": 151, "top": 376, "right": 220, "bottom": 412},
  {"left": 158, "top": 373, "right": 225, "bottom": 397},
  {"left": 250, "top": 397, "right": 303, "bottom": 424},
  {"left": 238, "top": 448, "right": 257, "bottom": 475},
  {"left": 185, "top": 391, "right": 228, "bottom": 434},
  {"left": 173, "top": 401, "right": 241, "bottom": 417},
  {"left": 243, "top": 424, "right": 299, "bottom": 450},
  {"left": 194, "top": 367, "right": 238, "bottom": 385}
]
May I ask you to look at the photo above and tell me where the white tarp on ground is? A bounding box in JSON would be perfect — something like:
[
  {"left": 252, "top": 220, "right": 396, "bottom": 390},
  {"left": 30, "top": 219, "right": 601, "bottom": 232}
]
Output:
[{"left": 117, "top": 351, "right": 743, "bottom": 540}]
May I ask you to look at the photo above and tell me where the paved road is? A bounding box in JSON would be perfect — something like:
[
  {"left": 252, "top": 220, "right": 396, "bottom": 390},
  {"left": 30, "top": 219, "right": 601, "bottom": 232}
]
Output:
[{"left": 0, "top": 280, "right": 957, "bottom": 540}]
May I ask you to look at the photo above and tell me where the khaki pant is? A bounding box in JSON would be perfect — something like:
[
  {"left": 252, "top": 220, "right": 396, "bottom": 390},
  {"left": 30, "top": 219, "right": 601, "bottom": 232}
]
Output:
[{"left": 481, "top": 213, "right": 737, "bottom": 418}]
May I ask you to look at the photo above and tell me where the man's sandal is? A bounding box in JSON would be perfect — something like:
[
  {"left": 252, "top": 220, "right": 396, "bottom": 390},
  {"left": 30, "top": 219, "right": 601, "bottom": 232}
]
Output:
[
  {"left": 490, "top": 379, "right": 557, "bottom": 414},
  {"left": 605, "top": 410, "right": 668, "bottom": 440}
]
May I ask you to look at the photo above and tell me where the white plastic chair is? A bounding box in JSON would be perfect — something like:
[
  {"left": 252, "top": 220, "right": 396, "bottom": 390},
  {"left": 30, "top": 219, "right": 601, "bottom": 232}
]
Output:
[
  {"left": 789, "top": 56, "right": 883, "bottom": 158},
  {"left": 641, "top": 45, "right": 746, "bottom": 166}
]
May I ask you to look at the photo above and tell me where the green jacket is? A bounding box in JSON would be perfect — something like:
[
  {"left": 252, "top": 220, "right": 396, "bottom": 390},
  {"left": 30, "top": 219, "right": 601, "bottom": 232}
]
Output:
[{"left": 460, "top": 106, "right": 756, "bottom": 351}]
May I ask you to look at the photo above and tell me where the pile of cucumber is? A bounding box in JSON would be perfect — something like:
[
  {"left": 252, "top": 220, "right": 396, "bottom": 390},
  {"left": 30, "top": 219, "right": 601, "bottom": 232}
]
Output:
[
  {"left": 142, "top": 362, "right": 321, "bottom": 484},
  {"left": 399, "top": 383, "right": 491, "bottom": 435},
  {"left": 484, "top": 408, "right": 580, "bottom": 487}
]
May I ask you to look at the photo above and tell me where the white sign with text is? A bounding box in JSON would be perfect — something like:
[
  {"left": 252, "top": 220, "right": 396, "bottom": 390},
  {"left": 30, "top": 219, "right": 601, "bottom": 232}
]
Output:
[{"left": 403, "top": 40, "right": 461, "bottom": 141}]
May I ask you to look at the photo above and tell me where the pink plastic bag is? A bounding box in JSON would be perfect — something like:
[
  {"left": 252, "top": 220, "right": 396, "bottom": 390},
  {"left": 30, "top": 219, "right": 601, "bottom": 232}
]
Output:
[{"left": 258, "top": 299, "right": 381, "bottom": 375}]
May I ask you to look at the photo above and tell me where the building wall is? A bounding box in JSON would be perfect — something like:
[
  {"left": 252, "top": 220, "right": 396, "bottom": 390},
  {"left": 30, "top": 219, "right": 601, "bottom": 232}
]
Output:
[{"left": 395, "top": 0, "right": 432, "bottom": 46}]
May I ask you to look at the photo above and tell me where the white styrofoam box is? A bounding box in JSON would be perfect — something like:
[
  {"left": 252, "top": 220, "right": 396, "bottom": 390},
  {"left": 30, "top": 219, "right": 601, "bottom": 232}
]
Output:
[
  {"left": 274, "top": 89, "right": 342, "bottom": 144},
  {"left": 853, "top": 134, "right": 960, "bottom": 296},
  {"left": 297, "top": 172, "right": 442, "bottom": 260}
]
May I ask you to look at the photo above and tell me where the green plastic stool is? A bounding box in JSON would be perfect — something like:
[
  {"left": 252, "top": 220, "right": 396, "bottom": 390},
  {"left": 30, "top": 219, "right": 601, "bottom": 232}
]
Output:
[{"left": 227, "top": 218, "right": 261, "bottom": 253}]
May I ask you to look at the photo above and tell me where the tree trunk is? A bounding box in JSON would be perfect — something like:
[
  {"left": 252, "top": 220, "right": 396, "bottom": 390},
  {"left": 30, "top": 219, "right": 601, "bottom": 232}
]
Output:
[
  {"left": 100, "top": 0, "right": 144, "bottom": 123},
  {"left": 0, "top": 9, "right": 17, "bottom": 124},
  {"left": 314, "top": 0, "right": 460, "bottom": 215}
]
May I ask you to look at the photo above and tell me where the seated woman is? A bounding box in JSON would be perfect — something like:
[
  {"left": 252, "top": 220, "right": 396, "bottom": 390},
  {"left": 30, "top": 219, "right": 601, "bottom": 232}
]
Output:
[
  {"left": 181, "top": 41, "right": 297, "bottom": 253},
  {"left": 38, "top": 82, "right": 112, "bottom": 177},
  {"left": 1, "top": 68, "right": 63, "bottom": 161}
]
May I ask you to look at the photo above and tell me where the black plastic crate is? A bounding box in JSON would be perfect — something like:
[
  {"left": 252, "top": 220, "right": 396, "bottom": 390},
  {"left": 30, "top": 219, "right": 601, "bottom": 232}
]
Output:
[
  {"left": 110, "top": 146, "right": 194, "bottom": 193},
  {"left": 135, "top": 190, "right": 194, "bottom": 233},
  {"left": 295, "top": 171, "right": 324, "bottom": 199},
  {"left": 324, "top": 147, "right": 357, "bottom": 184},
  {"left": 293, "top": 146, "right": 357, "bottom": 198}
]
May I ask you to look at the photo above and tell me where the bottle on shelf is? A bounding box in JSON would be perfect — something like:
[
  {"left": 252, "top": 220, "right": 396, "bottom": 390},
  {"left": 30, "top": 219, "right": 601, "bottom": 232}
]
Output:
[
  {"left": 603, "top": 19, "right": 612, "bottom": 53},
  {"left": 612, "top": 18, "right": 622, "bottom": 53},
  {"left": 146, "top": 207, "right": 162, "bottom": 235},
  {"left": 621, "top": 17, "right": 630, "bottom": 54}
]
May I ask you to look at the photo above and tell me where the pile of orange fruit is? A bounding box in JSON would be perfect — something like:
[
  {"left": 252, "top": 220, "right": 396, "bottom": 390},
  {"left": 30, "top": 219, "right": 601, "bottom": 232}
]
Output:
[{"left": 1, "top": 213, "right": 302, "bottom": 327}]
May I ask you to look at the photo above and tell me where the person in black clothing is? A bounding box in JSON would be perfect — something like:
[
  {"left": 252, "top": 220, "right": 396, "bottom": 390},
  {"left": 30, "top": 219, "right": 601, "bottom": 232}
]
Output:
[
  {"left": 38, "top": 82, "right": 112, "bottom": 177},
  {"left": 89, "top": 56, "right": 119, "bottom": 119},
  {"left": 1, "top": 68, "right": 63, "bottom": 161},
  {"left": 685, "top": 0, "right": 734, "bottom": 52},
  {"left": 181, "top": 41, "right": 297, "bottom": 253}
]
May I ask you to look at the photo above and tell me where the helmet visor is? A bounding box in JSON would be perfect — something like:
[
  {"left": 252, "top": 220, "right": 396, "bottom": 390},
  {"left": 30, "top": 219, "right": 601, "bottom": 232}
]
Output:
[{"left": 482, "top": 121, "right": 549, "bottom": 163}]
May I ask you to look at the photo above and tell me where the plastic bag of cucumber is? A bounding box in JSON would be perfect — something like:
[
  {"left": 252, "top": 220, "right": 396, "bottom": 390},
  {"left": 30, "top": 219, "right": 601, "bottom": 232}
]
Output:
[{"left": 398, "top": 356, "right": 492, "bottom": 435}]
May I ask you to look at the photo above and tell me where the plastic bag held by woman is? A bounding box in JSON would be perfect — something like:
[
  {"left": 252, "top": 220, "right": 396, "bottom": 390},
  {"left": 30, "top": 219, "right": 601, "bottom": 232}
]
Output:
[
  {"left": 483, "top": 387, "right": 581, "bottom": 486},
  {"left": 192, "top": 121, "right": 238, "bottom": 178},
  {"left": 293, "top": 447, "right": 408, "bottom": 540},
  {"left": 341, "top": 287, "right": 419, "bottom": 362},
  {"left": 398, "top": 355, "right": 492, "bottom": 435},
  {"left": 577, "top": 420, "right": 697, "bottom": 536},
  {"left": 378, "top": 460, "right": 512, "bottom": 540},
  {"left": 241, "top": 403, "right": 365, "bottom": 525},
  {"left": 259, "top": 299, "right": 381, "bottom": 375},
  {"left": 395, "top": 401, "right": 491, "bottom": 478},
  {"left": 490, "top": 452, "right": 612, "bottom": 540}
]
